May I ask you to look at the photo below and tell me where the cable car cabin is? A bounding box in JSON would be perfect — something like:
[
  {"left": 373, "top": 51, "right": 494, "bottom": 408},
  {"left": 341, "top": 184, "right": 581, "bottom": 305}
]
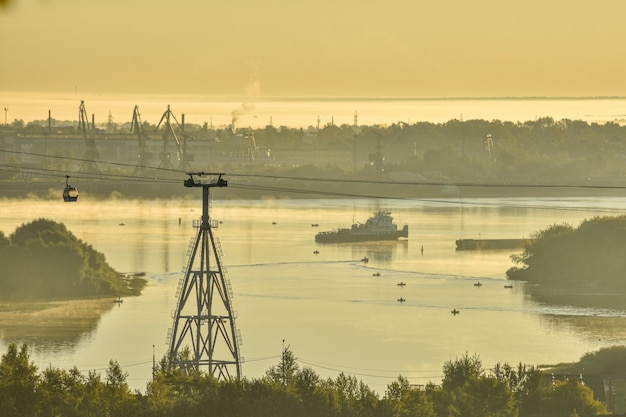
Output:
[
  {"left": 63, "top": 176, "right": 78, "bottom": 202},
  {"left": 63, "top": 185, "right": 78, "bottom": 202}
]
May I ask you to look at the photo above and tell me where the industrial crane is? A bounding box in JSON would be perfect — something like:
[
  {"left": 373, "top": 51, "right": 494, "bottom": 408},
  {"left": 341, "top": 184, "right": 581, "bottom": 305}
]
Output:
[
  {"left": 243, "top": 130, "right": 258, "bottom": 161},
  {"left": 369, "top": 121, "right": 410, "bottom": 173},
  {"left": 155, "top": 105, "right": 192, "bottom": 171},
  {"left": 485, "top": 134, "right": 495, "bottom": 161},
  {"left": 78, "top": 100, "right": 100, "bottom": 172},
  {"left": 130, "top": 105, "right": 151, "bottom": 174}
]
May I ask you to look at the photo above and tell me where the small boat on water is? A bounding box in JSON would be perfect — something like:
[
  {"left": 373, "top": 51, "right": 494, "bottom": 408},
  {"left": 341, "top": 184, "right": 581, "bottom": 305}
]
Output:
[{"left": 315, "top": 210, "right": 408, "bottom": 243}]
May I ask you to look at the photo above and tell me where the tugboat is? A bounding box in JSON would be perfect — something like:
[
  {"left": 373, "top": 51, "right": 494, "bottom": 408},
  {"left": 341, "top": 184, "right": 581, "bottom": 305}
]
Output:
[{"left": 314, "top": 210, "right": 408, "bottom": 243}]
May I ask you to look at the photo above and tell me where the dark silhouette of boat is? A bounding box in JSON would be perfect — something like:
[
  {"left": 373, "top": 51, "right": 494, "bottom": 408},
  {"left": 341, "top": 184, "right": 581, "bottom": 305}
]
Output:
[{"left": 315, "top": 210, "right": 408, "bottom": 243}]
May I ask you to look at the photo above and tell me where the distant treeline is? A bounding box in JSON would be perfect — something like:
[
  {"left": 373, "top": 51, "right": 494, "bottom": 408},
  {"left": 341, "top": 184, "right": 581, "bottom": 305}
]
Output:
[
  {"left": 507, "top": 215, "right": 626, "bottom": 291},
  {"left": 2, "top": 116, "right": 626, "bottom": 190},
  {"left": 0, "top": 343, "right": 615, "bottom": 417},
  {"left": 0, "top": 219, "right": 145, "bottom": 300}
]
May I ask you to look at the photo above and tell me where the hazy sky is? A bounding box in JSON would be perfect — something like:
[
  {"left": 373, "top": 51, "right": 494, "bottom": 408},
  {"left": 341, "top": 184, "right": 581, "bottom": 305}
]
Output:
[{"left": 1, "top": 0, "right": 625, "bottom": 98}]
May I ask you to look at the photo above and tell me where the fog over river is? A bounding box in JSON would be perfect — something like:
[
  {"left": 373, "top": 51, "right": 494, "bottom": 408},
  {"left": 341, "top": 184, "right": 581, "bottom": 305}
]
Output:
[{"left": 1, "top": 196, "right": 626, "bottom": 393}]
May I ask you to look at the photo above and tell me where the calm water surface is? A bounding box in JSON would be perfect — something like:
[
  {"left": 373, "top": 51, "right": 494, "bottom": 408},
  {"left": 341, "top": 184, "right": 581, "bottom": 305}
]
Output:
[{"left": 1, "top": 196, "right": 626, "bottom": 393}]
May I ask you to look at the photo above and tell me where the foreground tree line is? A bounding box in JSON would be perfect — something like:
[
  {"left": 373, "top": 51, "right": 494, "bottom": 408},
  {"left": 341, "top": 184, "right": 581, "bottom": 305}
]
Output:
[
  {"left": 0, "top": 218, "right": 145, "bottom": 300},
  {"left": 0, "top": 343, "right": 612, "bottom": 417}
]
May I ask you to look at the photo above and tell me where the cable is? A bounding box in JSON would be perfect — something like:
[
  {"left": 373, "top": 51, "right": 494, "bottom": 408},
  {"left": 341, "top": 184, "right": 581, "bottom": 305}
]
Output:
[
  {"left": 5, "top": 147, "right": 626, "bottom": 192},
  {"left": 4, "top": 148, "right": 626, "bottom": 211}
]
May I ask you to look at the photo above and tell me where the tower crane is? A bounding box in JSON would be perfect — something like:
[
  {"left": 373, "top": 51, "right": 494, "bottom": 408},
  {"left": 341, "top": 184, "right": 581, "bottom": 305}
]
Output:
[
  {"left": 130, "top": 105, "right": 151, "bottom": 174},
  {"left": 78, "top": 100, "right": 100, "bottom": 172},
  {"left": 155, "top": 105, "right": 192, "bottom": 171}
]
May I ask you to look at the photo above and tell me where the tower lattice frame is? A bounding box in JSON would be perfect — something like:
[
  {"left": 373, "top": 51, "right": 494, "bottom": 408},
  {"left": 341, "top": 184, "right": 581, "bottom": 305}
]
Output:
[{"left": 167, "top": 172, "right": 242, "bottom": 379}]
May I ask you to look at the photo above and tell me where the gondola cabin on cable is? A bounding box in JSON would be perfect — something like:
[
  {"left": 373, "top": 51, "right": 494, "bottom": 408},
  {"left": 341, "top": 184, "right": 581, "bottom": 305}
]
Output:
[{"left": 63, "top": 175, "right": 78, "bottom": 202}]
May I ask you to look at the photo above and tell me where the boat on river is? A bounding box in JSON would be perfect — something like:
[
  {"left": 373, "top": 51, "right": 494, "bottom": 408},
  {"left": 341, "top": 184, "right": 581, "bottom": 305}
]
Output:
[
  {"left": 315, "top": 210, "right": 408, "bottom": 243},
  {"left": 455, "top": 238, "right": 525, "bottom": 250}
]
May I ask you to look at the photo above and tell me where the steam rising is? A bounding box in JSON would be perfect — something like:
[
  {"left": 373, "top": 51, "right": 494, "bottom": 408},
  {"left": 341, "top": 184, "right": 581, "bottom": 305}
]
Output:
[{"left": 231, "top": 66, "right": 261, "bottom": 132}]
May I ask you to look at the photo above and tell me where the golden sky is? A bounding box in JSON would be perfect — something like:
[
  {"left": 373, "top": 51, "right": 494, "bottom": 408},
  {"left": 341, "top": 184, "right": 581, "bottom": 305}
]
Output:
[{"left": 1, "top": 0, "right": 625, "bottom": 98}]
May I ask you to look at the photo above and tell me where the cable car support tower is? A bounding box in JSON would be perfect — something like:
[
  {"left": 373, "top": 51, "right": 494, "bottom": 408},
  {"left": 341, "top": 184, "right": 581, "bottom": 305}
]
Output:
[{"left": 167, "top": 172, "right": 242, "bottom": 380}]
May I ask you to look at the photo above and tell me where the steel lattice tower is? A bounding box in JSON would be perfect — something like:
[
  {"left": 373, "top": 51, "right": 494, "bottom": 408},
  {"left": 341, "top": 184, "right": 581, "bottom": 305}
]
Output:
[{"left": 167, "top": 172, "right": 242, "bottom": 379}]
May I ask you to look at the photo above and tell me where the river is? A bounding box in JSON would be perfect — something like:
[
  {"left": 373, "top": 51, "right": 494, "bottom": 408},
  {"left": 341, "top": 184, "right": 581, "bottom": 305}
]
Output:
[{"left": 1, "top": 196, "right": 626, "bottom": 394}]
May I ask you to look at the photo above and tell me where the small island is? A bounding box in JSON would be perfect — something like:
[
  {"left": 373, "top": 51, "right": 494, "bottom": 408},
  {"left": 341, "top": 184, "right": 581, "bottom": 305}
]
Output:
[
  {"left": 507, "top": 215, "right": 626, "bottom": 305},
  {"left": 0, "top": 218, "right": 145, "bottom": 301}
]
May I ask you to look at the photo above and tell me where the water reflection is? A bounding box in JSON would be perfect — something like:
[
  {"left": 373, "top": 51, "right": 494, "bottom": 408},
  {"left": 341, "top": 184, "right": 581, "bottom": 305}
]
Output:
[
  {"left": 525, "top": 286, "right": 626, "bottom": 311},
  {"left": 0, "top": 299, "right": 116, "bottom": 349},
  {"left": 340, "top": 240, "right": 409, "bottom": 264},
  {"left": 1, "top": 197, "right": 626, "bottom": 393}
]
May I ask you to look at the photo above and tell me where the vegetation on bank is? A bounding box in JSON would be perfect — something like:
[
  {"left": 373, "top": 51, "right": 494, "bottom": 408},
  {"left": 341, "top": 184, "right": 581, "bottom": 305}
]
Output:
[
  {"left": 0, "top": 343, "right": 614, "bottom": 417},
  {"left": 507, "top": 215, "right": 626, "bottom": 291},
  {"left": 0, "top": 218, "right": 145, "bottom": 300},
  {"left": 3, "top": 117, "right": 626, "bottom": 199}
]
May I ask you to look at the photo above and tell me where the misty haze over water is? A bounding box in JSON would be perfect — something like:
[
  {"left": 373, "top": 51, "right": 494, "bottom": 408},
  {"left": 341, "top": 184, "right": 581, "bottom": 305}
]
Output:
[{"left": 1, "top": 197, "right": 626, "bottom": 393}]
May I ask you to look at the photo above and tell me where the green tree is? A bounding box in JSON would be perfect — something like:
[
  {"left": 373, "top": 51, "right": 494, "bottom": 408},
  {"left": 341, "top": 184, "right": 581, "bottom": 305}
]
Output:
[
  {"left": 493, "top": 362, "right": 544, "bottom": 416},
  {"left": 540, "top": 379, "right": 607, "bottom": 417},
  {"left": 37, "top": 366, "right": 87, "bottom": 417},
  {"left": 437, "top": 353, "right": 517, "bottom": 417},
  {"left": 105, "top": 360, "right": 140, "bottom": 417},
  {"left": 0, "top": 343, "right": 39, "bottom": 416},
  {"left": 383, "top": 376, "right": 436, "bottom": 417},
  {"left": 265, "top": 344, "right": 299, "bottom": 386}
]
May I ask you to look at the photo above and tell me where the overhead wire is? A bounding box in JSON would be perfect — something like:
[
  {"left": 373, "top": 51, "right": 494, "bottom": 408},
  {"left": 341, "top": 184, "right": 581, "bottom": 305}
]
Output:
[
  {"left": 3, "top": 147, "right": 626, "bottom": 214},
  {"left": 5, "top": 149, "right": 622, "bottom": 388},
  {"left": 2, "top": 147, "right": 625, "bottom": 190}
]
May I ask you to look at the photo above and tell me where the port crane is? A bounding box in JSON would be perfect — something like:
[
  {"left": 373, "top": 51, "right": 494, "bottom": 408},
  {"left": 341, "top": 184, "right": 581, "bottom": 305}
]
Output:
[
  {"left": 155, "top": 105, "right": 192, "bottom": 170},
  {"left": 78, "top": 101, "right": 100, "bottom": 172},
  {"left": 243, "top": 130, "right": 258, "bottom": 161},
  {"left": 485, "top": 134, "right": 495, "bottom": 161},
  {"left": 130, "top": 105, "right": 151, "bottom": 174},
  {"left": 369, "top": 121, "right": 410, "bottom": 173}
]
